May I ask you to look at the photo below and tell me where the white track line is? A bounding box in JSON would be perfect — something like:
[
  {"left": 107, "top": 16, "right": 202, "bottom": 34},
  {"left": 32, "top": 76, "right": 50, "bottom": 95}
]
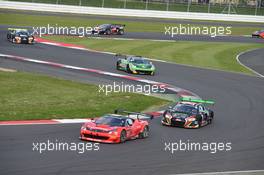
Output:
[
  {"left": 171, "top": 169, "right": 264, "bottom": 175},
  {"left": 236, "top": 48, "right": 264, "bottom": 78}
]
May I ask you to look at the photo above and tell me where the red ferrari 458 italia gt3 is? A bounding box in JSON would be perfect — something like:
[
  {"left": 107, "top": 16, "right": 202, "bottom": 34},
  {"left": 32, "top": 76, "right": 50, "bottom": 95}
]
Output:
[{"left": 80, "top": 110, "right": 153, "bottom": 143}]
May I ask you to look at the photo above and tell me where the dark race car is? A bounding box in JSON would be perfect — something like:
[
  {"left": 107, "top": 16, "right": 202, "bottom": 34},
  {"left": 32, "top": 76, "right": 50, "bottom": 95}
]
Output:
[
  {"left": 92, "top": 24, "right": 125, "bottom": 35},
  {"left": 116, "top": 54, "right": 156, "bottom": 75},
  {"left": 161, "top": 97, "right": 215, "bottom": 128},
  {"left": 7, "top": 28, "right": 34, "bottom": 44},
  {"left": 252, "top": 30, "right": 264, "bottom": 39},
  {"left": 80, "top": 110, "right": 153, "bottom": 143}
]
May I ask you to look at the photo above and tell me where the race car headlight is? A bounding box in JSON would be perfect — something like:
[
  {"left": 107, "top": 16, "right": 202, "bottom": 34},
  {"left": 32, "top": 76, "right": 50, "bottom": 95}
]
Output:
[
  {"left": 130, "top": 64, "right": 138, "bottom": 70},
  {"left": 188, "top": 118, "right": 196, "bottom": 122},
  {"left": 28, "top": 37, "right": 33, "bottom": 40},
  {"left": 15, "top": 36, "right": 21, "bottom": 39},
  {"left": 108, "top": 128, "right": 117, "bottom": 132},
  {"left": 81, "top": 125, "right": 86, "bottom": 130},
  {"left": 132, "top": 63, "right": 138, "bottom": 67},
  {"left": 165, "top": 113, "right": 172, "bottom": 119},
  {"left": 108, "top": 128, "right": 118, "bottom": 134},
  {"left": 86, "top": 127, "right": 93, "bottom": 131}
]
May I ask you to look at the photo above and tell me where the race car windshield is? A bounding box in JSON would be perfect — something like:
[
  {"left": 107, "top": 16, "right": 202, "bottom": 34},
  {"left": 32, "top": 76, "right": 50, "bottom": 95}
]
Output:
[
  {"left": 17, "top": 31, "right": 29, "bottom": 35},
  {"left": 99, "top": 24, "right": 110, "bottom": 28},
  {"left": 95, "top": 116, "right": 125, "bottom": 127},
  {"left": 173, "top": 105, "right": 198, "bottom": 115},
  {"left": 131, "top": 59, "right": 150, "bottom": 64}
]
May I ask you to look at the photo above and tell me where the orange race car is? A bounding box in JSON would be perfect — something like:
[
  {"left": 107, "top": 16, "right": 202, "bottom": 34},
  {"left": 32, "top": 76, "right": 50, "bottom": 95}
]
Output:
[{"left": 80, "top": 110, "right": 153, "bottom": 143}]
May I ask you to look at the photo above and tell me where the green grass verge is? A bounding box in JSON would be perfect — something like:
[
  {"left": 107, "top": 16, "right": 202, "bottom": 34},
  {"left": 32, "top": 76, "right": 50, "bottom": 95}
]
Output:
[
  {"left": 44, "top": 35, "right": 264, "bottom": 75},
  {"left": 0, "top": 12, "right": 262, "bottom": 36},
  {"left": 0, "top": 71, "right": 168, "bottom": 121}
]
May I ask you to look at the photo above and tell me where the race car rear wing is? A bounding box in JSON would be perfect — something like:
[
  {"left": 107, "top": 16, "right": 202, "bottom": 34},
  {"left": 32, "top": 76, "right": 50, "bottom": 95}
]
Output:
[
  {"left": 114, "top": 109, "right": 154, "bottom": 120},
  {"left": 115, "top": 53, "right": 127, "bottom": 58},
  {"left": 113, "top": 24, "right": 126, "bottom": 28},
  {"left": 180, "top": 97, "right": 215, "bottom": 105},
  {"left": 115, "top": 54, "right": 142, "bottom": 59}
]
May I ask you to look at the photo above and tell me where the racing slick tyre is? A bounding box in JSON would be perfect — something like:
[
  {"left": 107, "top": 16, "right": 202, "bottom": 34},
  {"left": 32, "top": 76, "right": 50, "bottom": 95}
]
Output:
[
  {"left": 116, "top": 62, "right": 120, "bottom": 70},
  {"left": 196, "top": 116, "right": 202, "bottom": 128},
  {"left": 210, "top": 111, "right": 214, "bottom": 118},
  {"left": 208, "top": 111, "right": 214, "bottom": 124},
  {"left": 118, "top": 30, "right": 124, "bottom": 35},
  {"left": 139, "top": 126, "right": 149, "bottom": 139},
  {"left": 12, "top": 38, "right": 16, "bottom": 44},
  {"left": 126, "top": 65, "right": 132, "bottom": 74},
  {"left": 120, "top": 130, "right": 127, "bottom": 143},
  {"left": 106, "top": 29, "right": 111, "bottom": 35}
]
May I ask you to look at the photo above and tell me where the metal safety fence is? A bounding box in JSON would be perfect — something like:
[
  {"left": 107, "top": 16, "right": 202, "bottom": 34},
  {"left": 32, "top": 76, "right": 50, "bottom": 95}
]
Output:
[{"left": 6, "top": 0, "right": 264, "bottom": 15}]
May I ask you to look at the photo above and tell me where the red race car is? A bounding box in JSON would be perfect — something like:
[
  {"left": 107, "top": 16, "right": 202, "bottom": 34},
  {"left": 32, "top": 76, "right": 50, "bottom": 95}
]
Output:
[
  {"left": 92, "top": 24, "right": 125, "bottom": 35},
  {"left": 252, "top": 30, "right": 264, "bottom": 38},
  {"left": 80, "top": 110, "right": 153, "bottom": 143}
]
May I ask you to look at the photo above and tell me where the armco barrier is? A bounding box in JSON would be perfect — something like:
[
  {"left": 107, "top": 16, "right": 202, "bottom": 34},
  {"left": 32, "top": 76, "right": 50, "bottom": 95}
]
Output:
[{"left": 1, "top": 1, "right": 264, "bottom": 23}]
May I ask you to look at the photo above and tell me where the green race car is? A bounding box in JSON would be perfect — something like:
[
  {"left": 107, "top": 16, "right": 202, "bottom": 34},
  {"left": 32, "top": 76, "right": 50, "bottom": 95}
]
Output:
[{"left": 116, "top": 55, "right": 156, "bottom": 75}]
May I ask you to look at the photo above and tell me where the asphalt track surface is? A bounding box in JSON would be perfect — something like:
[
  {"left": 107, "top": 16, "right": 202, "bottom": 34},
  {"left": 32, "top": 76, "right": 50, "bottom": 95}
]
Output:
[
  {"left": 2, "top": 24, "right": 264, "bottom": 43},
  {"left": 1, "top": 9, "right": 264, "bottom": 44},
  {"left": 239, "top": 48, "right": 264, "bottom": 76},
  {"left": 1, "top": 29, "right": 264, "bottom": 175},
  {"left": 2, "top": 24, "right": 264, "bottom": 44}
]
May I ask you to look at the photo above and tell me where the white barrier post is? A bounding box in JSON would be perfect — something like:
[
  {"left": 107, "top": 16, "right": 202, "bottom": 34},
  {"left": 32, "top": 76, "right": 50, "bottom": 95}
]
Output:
[
  {"left": 102, "top": 0, "right": 104, "bottom": 8},
  {"left": 124, "top": 0, "right": 127, "bottom": 9}
]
